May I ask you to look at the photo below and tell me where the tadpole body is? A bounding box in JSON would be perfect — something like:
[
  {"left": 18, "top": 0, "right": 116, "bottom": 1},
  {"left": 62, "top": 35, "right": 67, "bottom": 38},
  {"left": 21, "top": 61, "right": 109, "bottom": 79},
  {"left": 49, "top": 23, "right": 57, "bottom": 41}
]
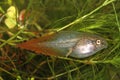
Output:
[{"left": 17, "top": 31, "right": 108, "bottom": 58}]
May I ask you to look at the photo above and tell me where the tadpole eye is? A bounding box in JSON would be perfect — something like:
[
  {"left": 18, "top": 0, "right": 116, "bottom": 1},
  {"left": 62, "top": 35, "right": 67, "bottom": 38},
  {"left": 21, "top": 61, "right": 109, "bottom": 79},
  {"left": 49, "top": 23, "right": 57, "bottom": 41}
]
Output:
[{"left": 96, "top": 40, "right": 101, "bottom": 44}]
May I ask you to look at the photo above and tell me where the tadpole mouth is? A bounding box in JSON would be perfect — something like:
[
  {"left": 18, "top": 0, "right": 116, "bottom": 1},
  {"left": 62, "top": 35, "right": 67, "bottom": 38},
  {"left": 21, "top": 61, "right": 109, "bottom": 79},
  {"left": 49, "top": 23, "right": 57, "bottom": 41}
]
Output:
[{"left": 103, "top": 40, "right": 108, "bottom": 48}]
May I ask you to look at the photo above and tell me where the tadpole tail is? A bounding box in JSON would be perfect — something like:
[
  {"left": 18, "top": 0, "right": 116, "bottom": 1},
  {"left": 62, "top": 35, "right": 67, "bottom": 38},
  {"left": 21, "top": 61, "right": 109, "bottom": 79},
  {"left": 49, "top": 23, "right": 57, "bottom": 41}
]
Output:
[
  {"left": 16, "top": 36, "right": 61, "bottom": 56},
  {"left": 17, "top": 38, "right": 43, "bottom": 53}
]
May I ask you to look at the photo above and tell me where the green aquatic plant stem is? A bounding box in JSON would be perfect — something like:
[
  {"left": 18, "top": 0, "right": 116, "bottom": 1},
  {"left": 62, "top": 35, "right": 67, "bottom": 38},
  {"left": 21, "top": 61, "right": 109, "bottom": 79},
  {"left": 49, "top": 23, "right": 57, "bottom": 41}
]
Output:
[
  {"left": 0, "top": 26, "right": 26, "bottom": 48},
  {"left": 103, "top": 2, "right": 120, "bottom": 60},
  {"left": 112, "top": 3, "right": 120, "bottom": 32},
  {"left": 47, "top": 66, "right": 80, "bottom": 80},
  {"left": 57, "top": 0, "right": 115, "bottom": 32},
  {"left": 0, "top": 67, "right": 16, "bottom": 78},
  {"left": 44, "top": 57, "right": 117, "bottom": 79},
  {"left": 57, "top": 56, "right": 117, "bottom": 64}
]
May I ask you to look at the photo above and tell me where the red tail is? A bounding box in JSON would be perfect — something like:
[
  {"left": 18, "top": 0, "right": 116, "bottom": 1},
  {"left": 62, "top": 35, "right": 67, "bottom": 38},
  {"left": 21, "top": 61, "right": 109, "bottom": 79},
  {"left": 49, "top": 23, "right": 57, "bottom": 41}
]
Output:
[{"left": 16, "top": 34, "right": 60, "bottom": 56}]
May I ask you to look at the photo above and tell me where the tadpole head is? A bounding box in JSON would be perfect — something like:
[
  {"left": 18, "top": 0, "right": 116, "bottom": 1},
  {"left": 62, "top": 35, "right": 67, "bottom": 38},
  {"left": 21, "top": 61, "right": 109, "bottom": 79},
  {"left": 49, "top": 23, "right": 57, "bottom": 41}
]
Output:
[
  {"left": 70, "top": 33, "right": 108, "bottom": 58},
  {"left": 88, "top": 34, "right": 108, "bottom": 51}
]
